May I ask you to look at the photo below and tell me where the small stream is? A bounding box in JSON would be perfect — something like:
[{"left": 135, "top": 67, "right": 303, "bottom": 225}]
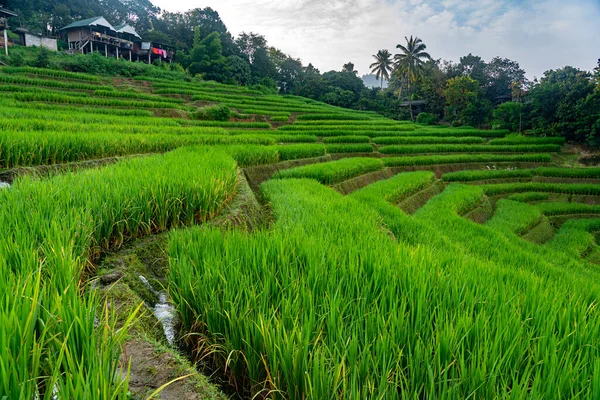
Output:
[{"left": 139, "top": 275, "right": 177, "bottom": 345}]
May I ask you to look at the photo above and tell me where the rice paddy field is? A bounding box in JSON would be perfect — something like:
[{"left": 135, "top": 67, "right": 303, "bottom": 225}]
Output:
[{"left": 1, "top": 67, "right": 599, "bottom": 399}]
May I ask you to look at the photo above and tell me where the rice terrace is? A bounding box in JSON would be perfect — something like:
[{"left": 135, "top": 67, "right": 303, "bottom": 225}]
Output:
[{"left": 0, "top": 1, "right": 599, "bottom": 399}]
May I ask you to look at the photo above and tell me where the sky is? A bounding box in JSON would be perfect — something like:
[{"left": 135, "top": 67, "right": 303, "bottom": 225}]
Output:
[{"left": 151, "top": 0, "right": 600, "bottom": 79}]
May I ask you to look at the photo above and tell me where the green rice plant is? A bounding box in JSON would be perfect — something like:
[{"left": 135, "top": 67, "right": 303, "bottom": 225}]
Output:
[
  {"left": 0, "top": 118, "right": 228, "bottom": 136},
  {"left": 238, "top": 109, "right": 291, "bottom": 117},
  {"left": 226, "top": 128, "right": 274, "bottom": 135},
  {"left": 277, "top": 144, "right": 326, "bottom": 161},
  {"left": 93, "top": 89, "right": 185, "bottom": 103},
  {"left": 373, "top": 136, "right": 484, "bottom": 145},
  {"left": 443, "top": 167, "right": 600, "bottom": 182},
  {"left": 0, "top": 84, "right": 91, "bottom": 96},
  {"left": 544, "top": 219, "right": 600, "bottom": 257},
  {"left": 180, "top": 120, "right": 272, "bottom": 129},
  {"left": 507, "top": 192, "right": 550, "bottom": 202},
  {"left": 415, "top": 128, "right": 510, "bottom": 136},
  {"left": 489, "top": 134, "right": 565, "bottom": 146},
  {"left": 383, "top": 154, "right": 552, "bottom": 167},
  {"left": 14, "top": 92, "right": 189, "bottom": 109},
  {"left": 442, "top": 169, "right": 533, "bottom": 182},
  {"left": 273, "top": 157, "right": 383, "bottom": 184},
  {"left": 486, "top": 199, "right": 543, "bottom": 235},
  {"left": 351, "top": 171, "right": 435, "bottom": 203},
  {"left": 220, "top": 145, "right": 280, "bottom": 167},
  {"left": 537, "top": 202, "right": 600, "bottom": 216},
  {"left": 270, "top": 116, "right": 289, "bottom": 122},
  {"left": 274, "top": 135, "right": 318, "bottom": 143},
  {"left": 296, "top": 113, "right": 372, "bottom": 120},
  {"left": 535, "top": 167, "right": 600, "bottom": 179},
  {"left": 0, "top": 146, "right": 237, "bottom": 397},
  {"left": 16, "top": 102, "right": 155, "bottom": 117},
  {"left": 2, "top": 66, "right": 101, "bottom": 81},
  {"left": 481, "top": 182, "right": 600, "bottom": 196},
  {"left": 0, "top": 74, "right": 110, "bottom": 90},
  {"left": 293, "top": 120, "right": 405, "bottom": 126},
  {"left": 278, "top": 125, "right": 416, "bottom": 132},
  {"left": 325, "top": 144, "right": 374, "bottom": 153},
  {"left": 170, "top": 177, "right": 600, "bottom": 400},
  {"left": 0, "top": 130, "right": 275, "bottom": 169},
  {"left": 322, "top": 136, "right": 371, "bottom": 143},
  {"left": 378, "top": 144, "right": 561, "bottom": 154}
]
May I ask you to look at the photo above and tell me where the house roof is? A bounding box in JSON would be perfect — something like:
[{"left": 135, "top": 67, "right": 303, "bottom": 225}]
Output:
[
  {"left": 0, "top": 7, "right": 18, "bottom": 17},
  {"left": 114, "top": 23, "right": 141, "bottom": 39},
  {"left": 59, "top": 16, "right": 115, "bottom": 31}
]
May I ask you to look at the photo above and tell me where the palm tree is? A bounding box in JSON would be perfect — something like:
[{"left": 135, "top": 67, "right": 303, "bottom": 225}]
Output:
[
  {"left": 369, "top": 50, "right": 393, "bottom": 89},
  {"left": 394, "top": 35, "right": 431, "bottom": 120}
]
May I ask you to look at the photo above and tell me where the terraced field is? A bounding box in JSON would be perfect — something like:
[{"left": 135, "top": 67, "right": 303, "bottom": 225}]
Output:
[{"left": 1, "top": 67, "right": 599, "bottom": 399}]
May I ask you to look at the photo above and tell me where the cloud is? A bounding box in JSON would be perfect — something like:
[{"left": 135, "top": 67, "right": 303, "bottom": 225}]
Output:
[{"left": 151, "top": 0, "right": 600, "bottom": 78}]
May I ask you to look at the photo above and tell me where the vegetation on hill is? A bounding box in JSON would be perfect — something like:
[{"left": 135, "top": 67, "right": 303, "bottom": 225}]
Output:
[{"left": 2, "top": 2, "right": 599, "bottom": 145}]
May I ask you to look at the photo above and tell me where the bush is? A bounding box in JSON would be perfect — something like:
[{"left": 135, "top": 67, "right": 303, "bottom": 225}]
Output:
[
  {"left": 192, "top": 105, "right": 231, "bottom": 121},
  {"left": 416, "top": 112, "right": 438, "bottom": 125},
  {"left": 493, "top": 102, "right": 530, "bottom": 132}
]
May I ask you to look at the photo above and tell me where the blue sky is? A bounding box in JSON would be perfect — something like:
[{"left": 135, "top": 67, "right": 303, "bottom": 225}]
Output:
[{"left": 152, "top": 0, "right": 600, "bottom": 79}]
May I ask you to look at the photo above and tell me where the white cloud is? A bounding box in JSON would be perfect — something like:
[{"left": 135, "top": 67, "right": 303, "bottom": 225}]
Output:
[{"left": 151, "top": 0, "right": 600, "bottom": 78}]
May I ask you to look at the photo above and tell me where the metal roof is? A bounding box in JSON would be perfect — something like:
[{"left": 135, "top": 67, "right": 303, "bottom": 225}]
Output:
[
  {"left": 114, "top": 24, "right": 141, "bottom": 39},
  {"left": 59, "top": 16, "right": 115, "bottom": 31}
]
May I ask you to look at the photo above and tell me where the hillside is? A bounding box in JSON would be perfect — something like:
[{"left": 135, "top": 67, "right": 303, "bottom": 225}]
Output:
[{"left": 0, "top": 67, "right": 599, "bottom": 399}]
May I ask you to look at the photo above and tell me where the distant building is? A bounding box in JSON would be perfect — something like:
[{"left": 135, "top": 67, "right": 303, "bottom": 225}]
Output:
[
  {"left": 14, "top": 28, "right": 58, "bottom": 51},
  {"left": 59, "top": 16, "right": 173, "bottom": 63},
  {"left": 0, "top": 7, "right": 17, "bottom": 55}
]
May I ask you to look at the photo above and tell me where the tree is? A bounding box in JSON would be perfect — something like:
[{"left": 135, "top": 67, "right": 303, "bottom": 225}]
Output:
[
  {"left": 369, "top": 49, "right": 393, "bottom": 89},
  {"left": 250, "top": 47, "right": 277, "bottom": 82},
  {"left": 226, "top": 55, "right": 251, "bottom": 85},
  {"left": 528, "top": 66, "right": 596, "bottom": 142},
  {"left": 394, "top": 35, "right": 432, "bottom": 120},
  {"left": 342, "top": 62, "right": 357, "bottom": 74},
  {"left": 236, "top": 32, "right": 267, "bottom": 63},
  {"left": 456, "top": 53, "right": 488, "bottom": 85},
  {"left": 485, "top": 57, "right": 526, "bottom": 101},
  {"left": 444, "top": 76, "right": 492, "bottom": 127},
  {"left": 415, "top": 59, "right": 447, "bottom": 119},
  {"left": 187, "top": 30, "right": 228, "bottom": 81},
  {"left": 277, "top": 57, "right": 304, "bottom": 94}
]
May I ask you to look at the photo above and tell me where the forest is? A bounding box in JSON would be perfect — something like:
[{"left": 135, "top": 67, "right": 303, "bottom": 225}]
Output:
[{"left": 2, "top": 0, "right": 599, "bottom": 145}]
